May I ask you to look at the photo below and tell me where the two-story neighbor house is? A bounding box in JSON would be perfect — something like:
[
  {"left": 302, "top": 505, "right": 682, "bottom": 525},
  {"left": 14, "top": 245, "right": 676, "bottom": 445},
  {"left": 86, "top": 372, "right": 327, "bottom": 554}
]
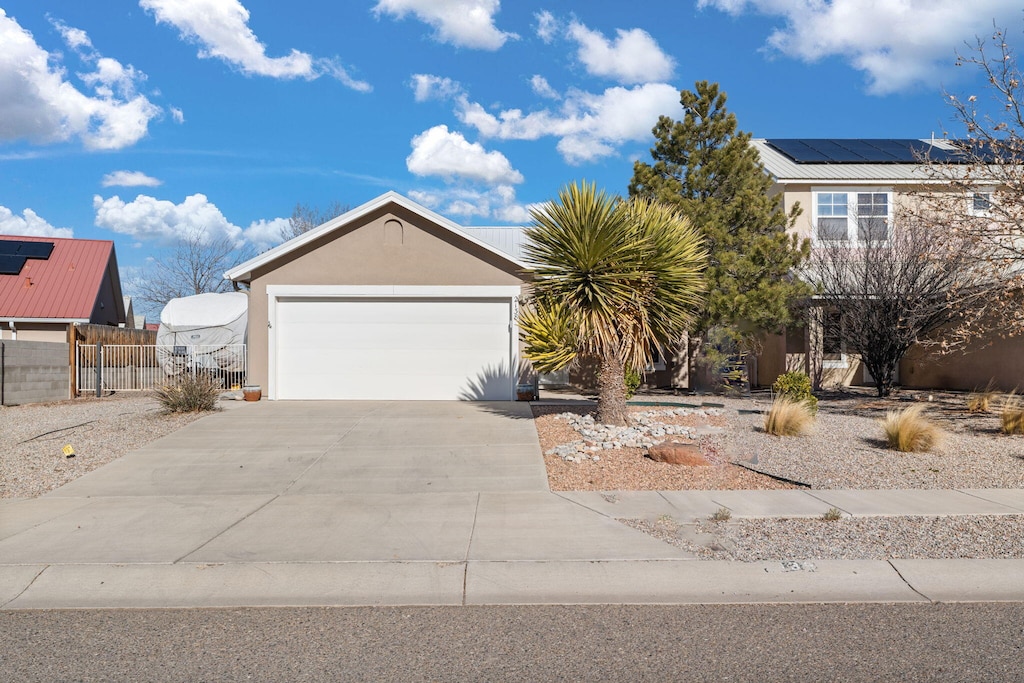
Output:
[{"left": 752, "top": 138, "right": 1023, "bottom": 392}]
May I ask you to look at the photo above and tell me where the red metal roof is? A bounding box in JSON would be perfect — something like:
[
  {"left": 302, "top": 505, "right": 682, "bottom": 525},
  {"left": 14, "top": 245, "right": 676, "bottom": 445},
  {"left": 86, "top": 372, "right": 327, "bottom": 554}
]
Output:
[{"left": 0, "top": 235, "right": 118, "bottom": 321}]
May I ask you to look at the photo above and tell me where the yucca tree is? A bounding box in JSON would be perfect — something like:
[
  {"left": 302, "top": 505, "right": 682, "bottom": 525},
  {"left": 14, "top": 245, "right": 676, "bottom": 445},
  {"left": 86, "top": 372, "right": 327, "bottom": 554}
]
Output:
[{"left": 520, "top": 181, "right": 706, "bottom": 425}]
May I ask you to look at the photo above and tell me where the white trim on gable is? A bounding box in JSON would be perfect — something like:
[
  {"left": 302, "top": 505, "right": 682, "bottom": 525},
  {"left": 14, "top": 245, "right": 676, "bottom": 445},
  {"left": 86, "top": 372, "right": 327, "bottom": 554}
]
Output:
[{"left": 225, "top": 191, "right": 532, "bottom": 282}]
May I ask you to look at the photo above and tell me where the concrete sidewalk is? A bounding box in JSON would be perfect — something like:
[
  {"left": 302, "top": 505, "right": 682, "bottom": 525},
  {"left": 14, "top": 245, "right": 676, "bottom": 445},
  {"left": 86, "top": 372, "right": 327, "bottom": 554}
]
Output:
[{"left": 2, "top": 400, "right": 1023, "bottom": 608}]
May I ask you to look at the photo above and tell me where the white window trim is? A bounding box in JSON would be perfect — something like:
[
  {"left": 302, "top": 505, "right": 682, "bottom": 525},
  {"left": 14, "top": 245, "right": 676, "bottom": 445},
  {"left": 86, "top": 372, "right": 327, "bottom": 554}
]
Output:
[
  {"left": 811, "top": 186, "right": 894, "bottom": 245},
  {"left": 968, "top": 187, "right": 995, "bottom": 217}
]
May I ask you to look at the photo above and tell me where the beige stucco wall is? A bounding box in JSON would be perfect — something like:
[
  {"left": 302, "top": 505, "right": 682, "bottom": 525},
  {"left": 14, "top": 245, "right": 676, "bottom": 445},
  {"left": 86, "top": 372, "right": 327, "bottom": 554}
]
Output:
[
  {"left": 0, "top": 324, "right": 70, "bottom": 343},
  {"left": 901, "top": 332, "right": 1024, "bottom": 392},
  {"left": 243, "top": 205, "right": 530, "bottom": 390}
]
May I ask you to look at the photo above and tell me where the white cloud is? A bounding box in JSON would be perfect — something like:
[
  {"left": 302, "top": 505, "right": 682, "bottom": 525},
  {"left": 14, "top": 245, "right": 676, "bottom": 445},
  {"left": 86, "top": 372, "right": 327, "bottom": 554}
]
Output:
[
  {"left": 697, "top": 0, "right": 1023, "bottom": 94},
  {"left": 407, "top": 125, "right": 524, "bottom": 184},
  {"left": 411, "top": 73, "right": 463, "bottom": 102},
  {"left": 0, "top": 10, "right": 160, "bottom": 150},
  {"left": 374, "top": 0, "right": 517, "bottom": 50},
  {"left": 535, "top": 10, "right": 558, "bottom": 44},
  {"left": 0, "top": 206, "right": 74, "bottom": 238},
  {"left": 93, "top": 192, "right": 293, "bottom": 249},
  {"left": 243, "top": 217, "right": 291, "bottom": 249},
  {"left": 455, "top": 82, "right": 680, "bottom": 164},
  {"left": 530, "top": 75, "right": 559, "bottom": 99},
  {"left": 567, "top": 21, "right": 675, "bottom": 84},
  {"left": 50, "top": 18, "right": 94, "bottom": 55},
  {"left": 93, "top": 193, "right": 244, "bottom": 245},
  {"left": 102, "top": 170, "right": 163, "bottom": 187},
  {"left": 140, "top": 0, "right": 371, "bottom": 91},
  {"left": 409, "top": 185, "right": 532, "bottom": 223},
  {"left": 170, "top": 106, "right": 185, "bottom": 123}
]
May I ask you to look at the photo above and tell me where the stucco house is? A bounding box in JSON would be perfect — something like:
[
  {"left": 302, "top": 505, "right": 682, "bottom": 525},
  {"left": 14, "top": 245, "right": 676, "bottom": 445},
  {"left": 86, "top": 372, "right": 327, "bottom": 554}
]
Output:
[
  {"left": 225, "top": 192, "right": 532, "bottom": 401},
  {"left": 752, "top": 138, "right": 1023, "bottom": 392},
  {"left": 0, "top": 235, "right": 125, "bottom": 343}
]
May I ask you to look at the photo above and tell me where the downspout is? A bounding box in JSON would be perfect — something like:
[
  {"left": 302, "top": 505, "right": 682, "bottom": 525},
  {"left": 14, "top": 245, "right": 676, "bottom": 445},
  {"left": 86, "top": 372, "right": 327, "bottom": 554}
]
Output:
[{"left": 8, "top": 321, "right": 15, "bottom": 341}]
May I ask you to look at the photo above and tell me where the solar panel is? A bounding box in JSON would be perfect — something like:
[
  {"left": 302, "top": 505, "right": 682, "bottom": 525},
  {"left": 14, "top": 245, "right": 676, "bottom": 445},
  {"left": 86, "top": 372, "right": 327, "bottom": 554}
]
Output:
[
  {"left": 15, "top": 241, "right": 54, "bottom": 259},
  {"left": 765, "top": 138, "right": 986, "bottom": 164},
  {"left": 0, "top": 240, "right": 55, "bottom": 258},
  {"left": 0, "top": 254, "right": 27, "bottom": 275},
  {"left": 766, "top": 139, "right": 831, "bottom": 162},
  {"left": 869, "top": 139, "right": 921, "bottom": 162},
  {"left": 0, "top": 240, "right": 55, "bottom": 275}
]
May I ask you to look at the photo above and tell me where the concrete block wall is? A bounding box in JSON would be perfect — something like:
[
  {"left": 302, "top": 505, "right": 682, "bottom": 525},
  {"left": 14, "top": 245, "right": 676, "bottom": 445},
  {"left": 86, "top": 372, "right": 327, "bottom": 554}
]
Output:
[{"left": 1, "top": 341, "right": 71, "bottom": 405}]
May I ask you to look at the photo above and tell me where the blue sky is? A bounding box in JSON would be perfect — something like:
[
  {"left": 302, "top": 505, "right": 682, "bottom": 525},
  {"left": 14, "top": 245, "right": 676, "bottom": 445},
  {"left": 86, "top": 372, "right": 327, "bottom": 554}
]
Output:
[{"left": 1, "top": 0, "right": 1023, "bottom": 293}]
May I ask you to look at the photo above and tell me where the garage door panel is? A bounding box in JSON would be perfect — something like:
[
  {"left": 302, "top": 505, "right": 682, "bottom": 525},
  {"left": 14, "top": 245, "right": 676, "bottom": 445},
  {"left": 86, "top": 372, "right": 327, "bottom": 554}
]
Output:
[
  {"left": 274, "top": 297, "right": 514, "bottom": 400},
  {"left": 279, "top": 299, "right": 509, "bottom": 326},
  {"left": 280, "top": 323, "right": 509, "bottom": 352}
]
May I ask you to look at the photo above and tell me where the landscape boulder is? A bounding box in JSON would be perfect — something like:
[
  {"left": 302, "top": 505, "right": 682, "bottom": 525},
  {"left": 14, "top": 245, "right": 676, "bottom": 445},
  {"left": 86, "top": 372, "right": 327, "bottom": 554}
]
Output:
[{"left": 647, "top": 440, "right": 710, "bottom": 466}]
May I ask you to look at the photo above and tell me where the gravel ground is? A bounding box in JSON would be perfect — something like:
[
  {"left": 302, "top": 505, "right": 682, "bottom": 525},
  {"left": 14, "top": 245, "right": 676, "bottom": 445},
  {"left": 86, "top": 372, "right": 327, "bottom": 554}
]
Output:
[
  {"left": 0, "top": 393, "right": 208, "bottom": 498},
  {"left": 622, "top": 515, "right": 1024, "bottom": 561},
  {"left": 535, "top": 390, "right": 1024, "bottom": 491},
  {"left": 533, "top": 405, "right": 795, "bottom": 491},
  {"left": 721, "top": 391, "right": 1024, "bottom": 489}
]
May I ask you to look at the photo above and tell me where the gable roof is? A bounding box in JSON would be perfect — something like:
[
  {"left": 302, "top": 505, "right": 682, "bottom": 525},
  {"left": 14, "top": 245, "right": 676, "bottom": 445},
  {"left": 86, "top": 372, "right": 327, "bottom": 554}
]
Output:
[
  {"left": 225, "top": 191, "right": 532, "bottom": 283},
  {"left": 752, "top": 138, "right": 968, "bottom": 184},
  {"left": 0, "top": 235, "right": 124, "bottom": 323}
]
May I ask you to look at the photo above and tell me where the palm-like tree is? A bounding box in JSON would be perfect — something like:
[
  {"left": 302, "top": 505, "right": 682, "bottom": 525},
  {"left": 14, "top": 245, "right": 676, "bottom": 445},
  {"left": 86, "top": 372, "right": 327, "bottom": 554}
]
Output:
[{"left": 520, "top": 181, "right": 706, "bottom": 425}]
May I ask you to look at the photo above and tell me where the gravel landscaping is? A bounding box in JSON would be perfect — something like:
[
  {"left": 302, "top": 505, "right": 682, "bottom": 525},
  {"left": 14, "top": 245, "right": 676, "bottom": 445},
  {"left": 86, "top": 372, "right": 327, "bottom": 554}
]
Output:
[
  {"left": 0, "top": 393, "right": 208, "bottom": 499},
  {"left": 622, "top": 515, "right": 1024, "bottom": 561},
  {"left": 533, "top": 404, "right": 796, "bottom": 491},
  {"left": 535, "top": 390, "right": 1024, "bottom": 491}
]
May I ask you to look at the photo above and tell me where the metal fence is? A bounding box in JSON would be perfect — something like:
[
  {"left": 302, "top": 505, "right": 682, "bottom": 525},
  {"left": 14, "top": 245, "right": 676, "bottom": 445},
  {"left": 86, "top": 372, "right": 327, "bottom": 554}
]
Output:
[{"left": 76, "top": 344, "right": 248, "bottom": 394}]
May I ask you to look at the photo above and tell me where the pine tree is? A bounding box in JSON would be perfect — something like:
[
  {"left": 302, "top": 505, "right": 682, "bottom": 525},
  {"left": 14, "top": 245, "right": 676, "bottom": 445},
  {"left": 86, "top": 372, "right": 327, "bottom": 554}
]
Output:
[{"left": 629, "top": 81, "right": 810, "bottom": 385}]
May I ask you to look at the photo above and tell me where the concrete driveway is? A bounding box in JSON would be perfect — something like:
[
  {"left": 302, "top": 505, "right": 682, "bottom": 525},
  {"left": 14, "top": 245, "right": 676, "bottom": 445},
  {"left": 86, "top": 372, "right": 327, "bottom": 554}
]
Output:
[
  {"left": 48, "top": 400, "right": 550, "bottom": 497},
  {"left": 5, "top": 400, "right": 1020, "bottom": 608},
  {"left": 1, "top": 400, "right": 696, "bottom": 608}
]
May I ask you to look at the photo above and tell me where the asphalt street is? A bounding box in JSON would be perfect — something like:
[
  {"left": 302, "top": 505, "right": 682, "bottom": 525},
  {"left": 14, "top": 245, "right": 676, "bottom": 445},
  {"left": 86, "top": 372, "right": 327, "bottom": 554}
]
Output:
[{"left": 3, "top": 603, "right": 1023, "bottom": 682}]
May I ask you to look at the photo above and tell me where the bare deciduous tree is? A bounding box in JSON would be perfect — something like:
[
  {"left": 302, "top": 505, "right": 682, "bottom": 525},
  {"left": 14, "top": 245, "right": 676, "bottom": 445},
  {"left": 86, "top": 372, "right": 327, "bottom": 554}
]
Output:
[
  {"left": 809, "top": 213, "right": 1022, "bottom": 397},
  {"left": 285, "top": 200, "right": 349, "bottom": 240},
  {"left": 912, "top": 25, "right": 1024, "bottom": 263},
  {"left": 133, "top": 228, "right": 250, "bottom": 316}
]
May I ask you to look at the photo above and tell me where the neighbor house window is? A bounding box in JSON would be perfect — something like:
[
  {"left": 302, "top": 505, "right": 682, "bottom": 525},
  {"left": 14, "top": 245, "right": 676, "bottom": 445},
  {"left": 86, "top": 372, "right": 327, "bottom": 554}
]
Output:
[
  {"left": 814, "top": 189, "right": 892, "bottom": 242},
  {"left": 969, "top": 191, "right": 993, "bottom": 216},
  {"left": 821, "top": 309, "right": 848, "bottom": 368}
]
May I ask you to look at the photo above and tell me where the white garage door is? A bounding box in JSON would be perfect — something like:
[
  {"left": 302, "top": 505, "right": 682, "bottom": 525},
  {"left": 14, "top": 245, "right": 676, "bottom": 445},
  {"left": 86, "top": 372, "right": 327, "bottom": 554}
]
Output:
[{"left": 274, "top": 297, "right": 514, "bottom": 400}]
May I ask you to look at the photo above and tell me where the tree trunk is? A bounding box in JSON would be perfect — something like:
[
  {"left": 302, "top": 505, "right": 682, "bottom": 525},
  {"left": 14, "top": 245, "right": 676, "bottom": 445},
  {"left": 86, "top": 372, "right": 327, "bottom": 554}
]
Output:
[
  {"left": 686, "top": 332, "right": 704, "bottom": 392},
  {"left": 596, "top": 350, "right": 630, "bottom": 426}
]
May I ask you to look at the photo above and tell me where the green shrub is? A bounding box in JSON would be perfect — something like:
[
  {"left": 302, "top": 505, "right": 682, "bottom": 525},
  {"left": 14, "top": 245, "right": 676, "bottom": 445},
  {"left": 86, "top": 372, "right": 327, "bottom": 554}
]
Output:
[
  {"left": 772, "top": 371, "right": 818, "bottom": 414},
  {"left": 153, "top": 372, "right": 221, "bottom": 413},
  {"left": 881, "top": 405, "right": 943, "bottom": 452},
  {"left": 624, "top": 367, "right": 642, "bottom": 400},
  {"left": 764, "top": 397, "right": 815, "bottom": 436}
]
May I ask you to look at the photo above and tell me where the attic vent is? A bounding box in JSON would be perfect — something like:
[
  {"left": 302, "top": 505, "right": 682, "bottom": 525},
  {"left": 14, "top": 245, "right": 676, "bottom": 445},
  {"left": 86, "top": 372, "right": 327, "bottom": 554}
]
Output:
[{"left": 384, "top": 219, "right": 404, "bottom": 246}]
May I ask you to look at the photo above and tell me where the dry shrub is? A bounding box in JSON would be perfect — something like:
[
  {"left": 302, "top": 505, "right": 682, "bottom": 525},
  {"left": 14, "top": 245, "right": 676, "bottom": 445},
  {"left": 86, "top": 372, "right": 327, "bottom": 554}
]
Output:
[
  {"left": 967, "top": 385, "right": 998, "bottom": 413},
  {"left": 880, "top": 404, "right": 943, "bottom": 452},
  {"left": 1000, "top": 394, "right": 1024, "bottom": 435},
  {"left": 152, "top": 372, "right": 221, "bottom": 413},
  {"left": 763, "top": 397, "right": 814, "bottom": 436}
]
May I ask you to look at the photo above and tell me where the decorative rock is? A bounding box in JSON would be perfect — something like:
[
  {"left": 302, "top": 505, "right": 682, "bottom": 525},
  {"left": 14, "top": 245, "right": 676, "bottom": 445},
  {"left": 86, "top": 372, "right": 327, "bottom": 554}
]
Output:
[{"left": 647, "top": 440, "right": 711, "bottom": 466}]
